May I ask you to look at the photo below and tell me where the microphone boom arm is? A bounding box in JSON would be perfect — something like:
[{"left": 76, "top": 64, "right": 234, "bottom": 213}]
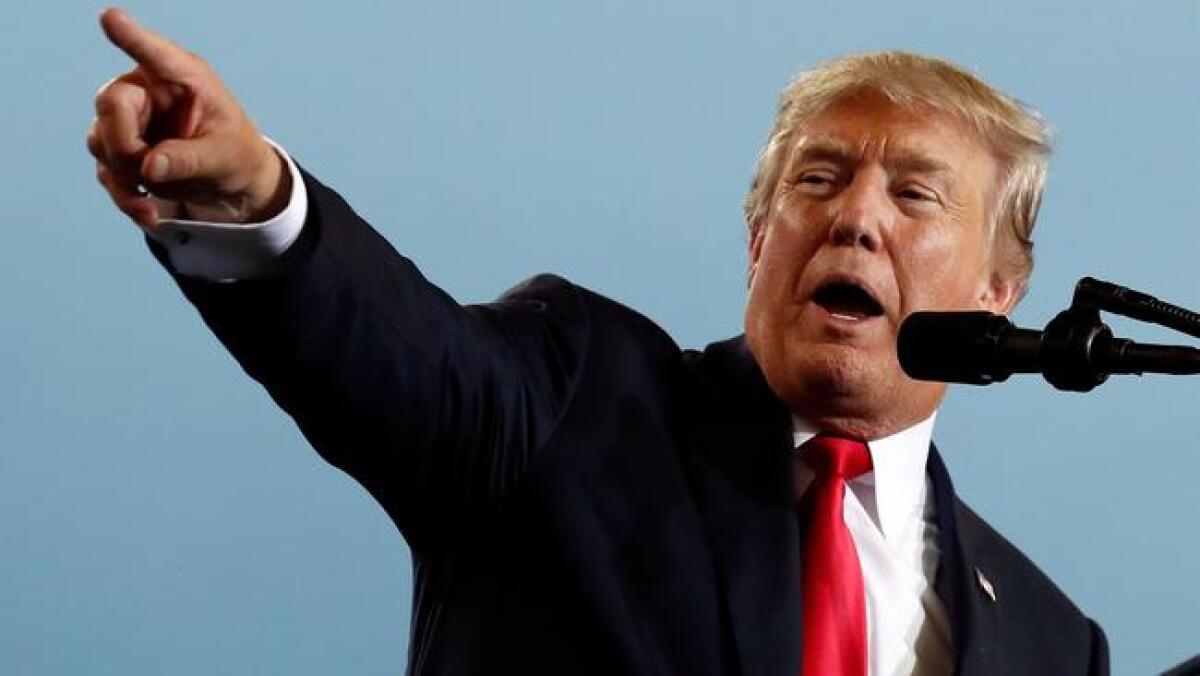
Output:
[{"left": 1073, "top": 277, "right": 1200, "bottom": 340}]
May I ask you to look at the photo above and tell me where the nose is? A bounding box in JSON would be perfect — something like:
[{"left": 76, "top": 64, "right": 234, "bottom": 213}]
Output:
[{"left": 828, "top": 170, "right": 888, "bottom": 253}]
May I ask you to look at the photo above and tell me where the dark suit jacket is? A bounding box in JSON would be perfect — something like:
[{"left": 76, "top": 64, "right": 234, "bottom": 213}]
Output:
[{"left": 148, "top": 167, "right": 1108, "bottom": 676}]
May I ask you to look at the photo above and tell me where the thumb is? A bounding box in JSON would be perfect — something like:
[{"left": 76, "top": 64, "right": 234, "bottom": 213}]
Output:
[{"left": 141, "top": 138, "right": 214, "bottom": 183}]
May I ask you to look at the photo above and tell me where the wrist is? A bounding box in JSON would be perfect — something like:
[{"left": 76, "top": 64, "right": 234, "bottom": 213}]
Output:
[{"left": 245, "top": 143, "right": 291, "bottom": 223}]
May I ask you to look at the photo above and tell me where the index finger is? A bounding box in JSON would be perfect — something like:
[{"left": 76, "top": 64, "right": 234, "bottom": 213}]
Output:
[{"left": 99, "top": 7, "right": 194, "bottom": 82}]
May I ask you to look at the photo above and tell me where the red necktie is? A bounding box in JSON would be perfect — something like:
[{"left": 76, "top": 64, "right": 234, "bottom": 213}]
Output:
[{"left": 799, "top": 435, "right": 873, "bottom": 676}]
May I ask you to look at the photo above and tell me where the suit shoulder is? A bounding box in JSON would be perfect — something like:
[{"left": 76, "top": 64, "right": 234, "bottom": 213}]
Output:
[
  {"left": 493, "top": 273, "right": 681, "bottom": 355},
  {"left": 496, "top": 272, "right": 580, "bottom": 301}
]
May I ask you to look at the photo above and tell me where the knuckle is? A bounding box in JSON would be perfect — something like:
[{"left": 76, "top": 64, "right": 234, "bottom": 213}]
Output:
[
  {"left": 93, "top": 75, "right": 120, "bottom": 100},
  {"left": 93, "top": 74, "right": 136, "bottom": 112},
  {"left": 93, "top": 91, "right": 116, "bottom": 116},
  {"left": 86, "top": 127, "right": 103, "bottom": 158},
  {"left": 107, "top": 83, "right": 147, "bottom": 112},
  {"left": 94, "top": 91, "right": 129, "bottom": 118}
]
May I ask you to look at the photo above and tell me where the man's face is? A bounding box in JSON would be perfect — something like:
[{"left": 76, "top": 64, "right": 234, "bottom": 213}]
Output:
[{"left": 744, "top": 91, "right": 1018, "bottom": 439}]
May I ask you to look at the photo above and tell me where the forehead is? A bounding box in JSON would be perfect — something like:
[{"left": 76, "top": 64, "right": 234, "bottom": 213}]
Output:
[{"left": 785, "top": 92, "right": 995, "bottom": 178}]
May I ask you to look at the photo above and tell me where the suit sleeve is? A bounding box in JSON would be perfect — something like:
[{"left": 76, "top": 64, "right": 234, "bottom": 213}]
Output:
[{"left": 145, "top": 166, "right": 589, "bottom": 547}]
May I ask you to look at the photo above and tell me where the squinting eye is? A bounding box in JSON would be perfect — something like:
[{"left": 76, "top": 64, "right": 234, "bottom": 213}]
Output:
[
  {"left": 794, "top": 172, "right": 838, "bottom": 192},
  {"left": 898, "top": 186, "right": 938, "bottom": 203}
]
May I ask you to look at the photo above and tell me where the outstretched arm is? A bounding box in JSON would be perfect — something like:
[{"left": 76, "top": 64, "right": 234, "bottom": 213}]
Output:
[
  {"left": 93, "top": 8, "right": 589, "bottom": 548},
  {"left": 145, "top": 167, "right": 589, "bottom": 548}
]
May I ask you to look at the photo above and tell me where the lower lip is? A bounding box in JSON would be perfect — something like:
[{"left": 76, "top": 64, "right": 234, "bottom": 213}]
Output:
[{"left": 815, "top": 303, "right": 883, "bottom": 326}]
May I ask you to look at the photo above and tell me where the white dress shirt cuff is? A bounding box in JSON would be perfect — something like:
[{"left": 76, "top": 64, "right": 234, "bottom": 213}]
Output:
[{"left": 142, "top": 138, "right": 308, "bottom": 282}]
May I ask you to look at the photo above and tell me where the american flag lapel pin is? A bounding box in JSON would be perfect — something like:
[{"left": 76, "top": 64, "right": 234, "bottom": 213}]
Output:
[{"left": 975, "top": 567, "right": 997, "bottom": 603}]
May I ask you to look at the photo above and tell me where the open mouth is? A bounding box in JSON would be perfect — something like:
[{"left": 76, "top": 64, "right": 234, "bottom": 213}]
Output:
[{"left": 812, "top": 281, "right": 885, "bottom": 321}]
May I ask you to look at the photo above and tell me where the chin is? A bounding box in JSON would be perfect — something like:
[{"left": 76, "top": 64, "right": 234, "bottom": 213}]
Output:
[
  {"left": 772, "top": 344, "right": 881, "bottom": 409},
  {"left": 809, "top": 339, "right": 882, "bottom": 383}
]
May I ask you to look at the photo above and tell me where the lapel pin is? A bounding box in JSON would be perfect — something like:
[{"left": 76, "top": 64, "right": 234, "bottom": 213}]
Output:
[{"left": 975, "top": 567, "right": 997, "bottom": 603}]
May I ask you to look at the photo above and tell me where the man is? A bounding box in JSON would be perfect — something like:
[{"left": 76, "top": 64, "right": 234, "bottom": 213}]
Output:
[{"left": 89, "top": 7, "right": 1108, "bottom": 675}]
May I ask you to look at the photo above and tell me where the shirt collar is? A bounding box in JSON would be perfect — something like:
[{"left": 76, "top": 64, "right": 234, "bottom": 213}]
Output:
[{"left": 792, "top": 412, "right": 936, "bottom": 543}]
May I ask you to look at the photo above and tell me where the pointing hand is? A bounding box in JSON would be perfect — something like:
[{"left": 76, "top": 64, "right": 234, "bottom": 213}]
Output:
[{"left": 88, "top": 8, "right": 289, "bottom": 227}]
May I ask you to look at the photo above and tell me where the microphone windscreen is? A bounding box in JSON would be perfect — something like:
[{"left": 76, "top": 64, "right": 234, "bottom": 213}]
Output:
[{"left": 897, "top": 311, "right": 1015, "bottom": 385}]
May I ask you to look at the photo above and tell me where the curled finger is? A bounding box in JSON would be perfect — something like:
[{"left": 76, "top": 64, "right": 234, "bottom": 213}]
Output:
[
  {"left": 94, "top": 76, "right": 152, "bottom": 173},
  {"left": 85, "top": 118, "right": 105, "bottom": 162},
  {"left": 97, "top": 163, "right": 157, "bottom": 228}
]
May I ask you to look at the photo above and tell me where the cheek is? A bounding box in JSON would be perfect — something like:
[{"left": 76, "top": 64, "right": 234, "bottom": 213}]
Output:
[
  {"left": 757, "top": 223, "right": 819, "bottom": 294},
  {"left": 896, "top": 230, "right": 989, "bottom": 308},
  {"left": 767, "top": 203, "right": 829, "bottom": 265}
]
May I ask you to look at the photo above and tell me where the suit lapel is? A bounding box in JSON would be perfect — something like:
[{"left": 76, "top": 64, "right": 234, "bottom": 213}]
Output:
[
  {"left": 927, "top": 446, "right": 1006, "bottom": 676},
  {"left": 686, "top": 337, "right": 801, "bottom": 676}
]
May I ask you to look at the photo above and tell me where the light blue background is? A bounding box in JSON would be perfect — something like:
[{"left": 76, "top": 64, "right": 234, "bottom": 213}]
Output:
[{"left": 2, "top": 1, "right": 1196, "bottom": 673}]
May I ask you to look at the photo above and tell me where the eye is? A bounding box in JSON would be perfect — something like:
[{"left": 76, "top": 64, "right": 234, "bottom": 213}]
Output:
[
  {"left": 896, "top": 184, "right": 941, "bottom": 204},
  {"left": 793, "top": 170, "right": 840, "bottom": 195}
]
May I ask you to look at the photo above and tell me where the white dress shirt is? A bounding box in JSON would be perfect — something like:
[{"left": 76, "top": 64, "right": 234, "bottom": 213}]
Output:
[
  {"left": 141, "top": 139, "right": 309, "bottom": 281},
  {"left": 794, "top": 415, "right": 954, "bottom": 676},
  {"left": 142, "top": 143, "right": 956, "bottom": 675}
]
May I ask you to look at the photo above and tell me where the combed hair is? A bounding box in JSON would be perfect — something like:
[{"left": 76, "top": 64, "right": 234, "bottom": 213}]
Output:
[{"left": 744, "top": 51, "right": 1051, "bottom": 289}]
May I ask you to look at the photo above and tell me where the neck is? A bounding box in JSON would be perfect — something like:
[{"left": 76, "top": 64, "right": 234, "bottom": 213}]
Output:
[{"left": 788, "top": 402, "right": 941, "bottom": 442}]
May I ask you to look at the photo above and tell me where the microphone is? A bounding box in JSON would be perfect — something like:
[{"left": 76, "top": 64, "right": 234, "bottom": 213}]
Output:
[{"left": 897, "top": 310, "right": 1200, "bottom": 390}]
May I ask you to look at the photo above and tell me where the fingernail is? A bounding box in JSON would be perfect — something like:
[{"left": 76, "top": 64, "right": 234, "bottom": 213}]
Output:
[{"left": 150, "top": 154, "right": 169, "bottom": 181}]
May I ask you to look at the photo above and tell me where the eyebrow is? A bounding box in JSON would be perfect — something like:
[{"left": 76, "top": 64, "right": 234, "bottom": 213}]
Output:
[
  {"left": 792, "top": 136, "right": 955, "bottom": 177},
  {"left": 792, "top": 138, "right": 858, "bottom": 167}
]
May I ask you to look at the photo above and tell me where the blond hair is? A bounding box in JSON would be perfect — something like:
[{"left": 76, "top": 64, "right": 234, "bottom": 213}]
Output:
[{"left": 744, "top": 51, "right": 1051, "bottom": 287}]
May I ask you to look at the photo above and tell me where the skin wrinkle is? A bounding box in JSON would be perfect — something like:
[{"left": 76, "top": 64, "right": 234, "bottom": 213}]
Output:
[
  {"left": 744, "top": 91, "right": 1020, "bottom": 441},
  {"left": 788, "top": 135, "right": 961, "bottom": 210}
]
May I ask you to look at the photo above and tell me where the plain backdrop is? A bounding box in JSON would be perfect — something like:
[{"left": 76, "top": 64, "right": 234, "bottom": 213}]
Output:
[{"left": 2, "top": 1, "right": 1196, "bottom": 674}]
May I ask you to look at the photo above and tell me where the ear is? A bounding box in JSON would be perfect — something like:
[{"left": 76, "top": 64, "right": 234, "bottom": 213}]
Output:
[
  {"left": 746, "top": 224, "right": 766, "bottom": 286},
  {"left": 977, "top": 269, "right": 1024, "bottom": 316}
]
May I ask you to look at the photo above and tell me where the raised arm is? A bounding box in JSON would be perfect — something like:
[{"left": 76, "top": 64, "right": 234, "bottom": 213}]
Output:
[{"left": 91, "top": 9, "right": 591, "bottom": 548}]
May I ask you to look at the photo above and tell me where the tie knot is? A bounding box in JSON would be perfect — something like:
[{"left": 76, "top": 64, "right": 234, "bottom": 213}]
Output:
[{"left": 801, "top": 435, "right": 872, "bottom": 480}]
